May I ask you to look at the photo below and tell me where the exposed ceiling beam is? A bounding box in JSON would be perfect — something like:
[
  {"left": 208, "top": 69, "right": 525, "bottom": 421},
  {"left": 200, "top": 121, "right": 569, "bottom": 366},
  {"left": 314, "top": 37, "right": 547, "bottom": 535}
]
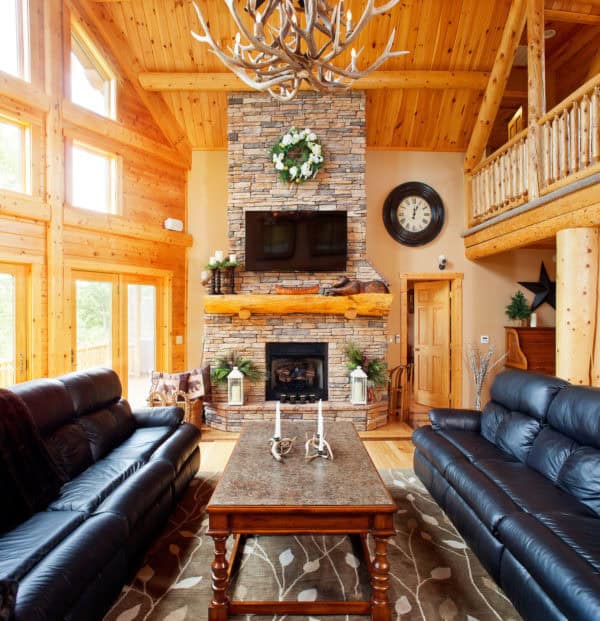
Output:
[
  {"left": 464, "top": 0, "right": 527, "bottom": 172},
  {"left": 69, "top": 0, "right": 192, "bottom": 168},
  {"left": 545, "top": 9, "right": 600, "bottom": 25},
  {"left": 138, "top": 70, "right": 497, "bottom": 92}
]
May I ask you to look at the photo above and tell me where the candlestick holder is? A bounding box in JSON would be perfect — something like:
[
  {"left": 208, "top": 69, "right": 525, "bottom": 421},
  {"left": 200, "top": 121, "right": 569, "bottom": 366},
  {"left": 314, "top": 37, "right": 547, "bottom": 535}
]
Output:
[
  {"left": 209, "top": 268, "right": 218, "bottom": 295},
  {"left": 215, "top": 268, "right": 223, "bottom": 294},
  {"left": 269, "top": 436, "right": 295, "bottom": 462},
  {"left": 227, "top": 265, "right": 237, "bottom": 294},
  {"left": 305, "top": 433, "right": 334, "bottom": 461}
]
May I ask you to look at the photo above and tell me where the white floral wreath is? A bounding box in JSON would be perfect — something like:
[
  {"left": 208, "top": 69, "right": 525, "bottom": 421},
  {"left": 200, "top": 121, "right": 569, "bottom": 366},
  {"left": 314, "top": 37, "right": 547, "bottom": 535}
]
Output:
[{"left": 270, "top": 127, "right": 325, "bottom": 184}]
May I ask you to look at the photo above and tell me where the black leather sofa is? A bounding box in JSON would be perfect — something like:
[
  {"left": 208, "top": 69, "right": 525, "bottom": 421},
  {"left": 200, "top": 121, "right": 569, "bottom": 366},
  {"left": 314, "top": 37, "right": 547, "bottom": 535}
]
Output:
[
  {"left": 0, "top": 368, "right": 201, "bottom": 621},
  {"left": 413, "top": 369, "right": 600, "bottom": 621}
]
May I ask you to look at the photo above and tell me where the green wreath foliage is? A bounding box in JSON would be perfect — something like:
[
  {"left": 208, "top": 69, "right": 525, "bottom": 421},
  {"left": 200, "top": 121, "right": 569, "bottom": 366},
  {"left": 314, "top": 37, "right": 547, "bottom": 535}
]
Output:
[{"left": 271, "top": 127, "right": 325, "bottom": 184}]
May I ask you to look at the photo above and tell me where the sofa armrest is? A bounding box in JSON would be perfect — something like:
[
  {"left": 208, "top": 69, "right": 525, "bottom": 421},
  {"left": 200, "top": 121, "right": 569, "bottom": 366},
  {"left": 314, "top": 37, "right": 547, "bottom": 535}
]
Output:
[
  {"left": 429, "top": 408, "right": 482, "bottom": 432},
  {"left": 132, "top": 406, "right": 184, "bottom": 428}
]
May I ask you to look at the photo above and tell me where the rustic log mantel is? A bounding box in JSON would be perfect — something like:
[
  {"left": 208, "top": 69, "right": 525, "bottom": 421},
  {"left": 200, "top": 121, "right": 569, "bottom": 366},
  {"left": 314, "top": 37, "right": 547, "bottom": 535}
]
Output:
[{"left": 203, "top": 293, "right": 393, "bottom": 319}]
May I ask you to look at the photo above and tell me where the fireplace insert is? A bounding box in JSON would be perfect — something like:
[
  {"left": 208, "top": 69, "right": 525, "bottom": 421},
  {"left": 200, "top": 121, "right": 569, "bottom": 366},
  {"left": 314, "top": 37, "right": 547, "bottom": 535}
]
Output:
[{"left": 265, "top": 342, "right": 328, "bottom": 402}]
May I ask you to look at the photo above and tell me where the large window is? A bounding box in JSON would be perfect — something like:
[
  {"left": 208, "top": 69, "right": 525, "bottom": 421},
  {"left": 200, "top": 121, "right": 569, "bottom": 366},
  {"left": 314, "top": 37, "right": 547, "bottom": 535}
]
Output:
[
  {"left": 0, "top": 0, "right": 29, "bottom": 80},
  {"left": 0, "top": 115, "right": 30, "bottom": 194},
  {"left": 71, "top": 142, "right": 120, "bottom": 213},
  {"left": 70, "top": 26, "right": 116, "bottom": 118}
]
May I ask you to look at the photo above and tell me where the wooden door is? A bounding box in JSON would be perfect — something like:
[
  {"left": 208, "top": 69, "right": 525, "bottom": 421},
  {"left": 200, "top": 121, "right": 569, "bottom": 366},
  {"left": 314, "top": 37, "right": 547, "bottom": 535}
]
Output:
[{"left": 414, "top": 280, "right": 451, "bottom": 407}]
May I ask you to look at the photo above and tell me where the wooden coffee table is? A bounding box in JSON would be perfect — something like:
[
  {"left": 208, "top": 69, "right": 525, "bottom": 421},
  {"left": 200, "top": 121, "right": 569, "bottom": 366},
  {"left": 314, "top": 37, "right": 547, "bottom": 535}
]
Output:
[{"left": 207, "top": 421, "right": 397, "bottom": 620}]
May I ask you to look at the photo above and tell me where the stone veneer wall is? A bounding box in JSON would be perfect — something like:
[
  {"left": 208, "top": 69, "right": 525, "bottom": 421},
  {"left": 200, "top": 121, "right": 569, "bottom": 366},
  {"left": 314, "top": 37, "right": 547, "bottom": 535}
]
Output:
[
  {"left": 227, "top": 91, "right": 382, "bottom": 293},
  {"left": 202, "top": 92, "right": 390, "bottom": 429}
]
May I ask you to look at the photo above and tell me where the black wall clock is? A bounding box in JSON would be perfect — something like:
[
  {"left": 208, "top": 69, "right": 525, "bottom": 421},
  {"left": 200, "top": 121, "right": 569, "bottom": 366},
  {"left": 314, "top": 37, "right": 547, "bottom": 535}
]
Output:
[{"left": 383, "top": 181, "right": 445, "bottom": 246}]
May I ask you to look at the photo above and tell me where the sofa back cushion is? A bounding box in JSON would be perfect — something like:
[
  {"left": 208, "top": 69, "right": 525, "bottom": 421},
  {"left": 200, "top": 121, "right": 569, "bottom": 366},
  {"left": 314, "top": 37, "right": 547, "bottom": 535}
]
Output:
[
  {"left": 480, "top": 370, "right": 568, "bottom": 462},
  {"left": 44, "top": 423, "right": 93, "bottom": 480},
  {"left": 59, "top": 368, "right": 122, "bottom": 416},
  {"left": 9, "top": 378, "right": 74, "bottom": 437},
  {"left": 547, "top": 385, "right": 600, "bottom": 448},
  {"left": 557, "top": 448, "right": 600, "bottom": 516},
  {"left": 526, "top": 427, "right": 578, "bottom": 483}
]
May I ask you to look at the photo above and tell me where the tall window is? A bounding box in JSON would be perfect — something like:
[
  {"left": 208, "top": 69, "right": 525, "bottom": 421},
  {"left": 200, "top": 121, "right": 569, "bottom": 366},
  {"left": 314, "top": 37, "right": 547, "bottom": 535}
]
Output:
[
  {"left": 70, "top": 27, "right": 116, "bottom": 118},
  {"left": 71, "top": 142, "right": 119, "bottom": 214},
  {"left": 0, "top": 0, "right": 29, "bottom": 80},
  {"left": 0, "top": 115, "right": 30, "bottom": 194}
]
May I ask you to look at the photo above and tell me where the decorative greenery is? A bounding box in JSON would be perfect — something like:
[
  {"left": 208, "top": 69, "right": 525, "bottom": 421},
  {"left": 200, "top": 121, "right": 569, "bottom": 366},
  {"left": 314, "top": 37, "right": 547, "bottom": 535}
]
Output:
[
  {"left": 271, "top": 127, "right": 325, "bottom": 184},
  {"left": 344, "top": 341, "right": 388, "bottom": 387},
  {"left": 505, "top": 290, "right": 531, "bottom": 320},
  {"left": 210, "top": 351, "right": 263, "bottom": 385}
]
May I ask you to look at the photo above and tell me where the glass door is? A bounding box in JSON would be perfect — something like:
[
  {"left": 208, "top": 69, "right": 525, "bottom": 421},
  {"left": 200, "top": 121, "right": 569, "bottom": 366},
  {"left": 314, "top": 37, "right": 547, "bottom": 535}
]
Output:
[
  {"left": 0, "top": 263, "right": 28, "bottom": 387},
  {"left": 73, "top": 272, "right": 117, "bottom": 372}
]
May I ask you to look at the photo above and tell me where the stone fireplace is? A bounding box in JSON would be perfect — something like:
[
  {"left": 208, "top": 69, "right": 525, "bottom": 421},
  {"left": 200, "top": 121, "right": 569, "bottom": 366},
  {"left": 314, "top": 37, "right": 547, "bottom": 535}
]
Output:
[{"left": 202, "top": 91, "right": 391, "bottom": 431}]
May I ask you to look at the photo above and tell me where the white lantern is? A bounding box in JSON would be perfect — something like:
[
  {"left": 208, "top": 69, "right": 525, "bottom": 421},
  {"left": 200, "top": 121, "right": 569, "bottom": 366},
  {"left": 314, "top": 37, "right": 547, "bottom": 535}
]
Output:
[
  {"left": 350, "top": 365, "right": 368, "bottom": 404},
  {"left": 227, "top": 366, "right": 244, "bottom": 405}
]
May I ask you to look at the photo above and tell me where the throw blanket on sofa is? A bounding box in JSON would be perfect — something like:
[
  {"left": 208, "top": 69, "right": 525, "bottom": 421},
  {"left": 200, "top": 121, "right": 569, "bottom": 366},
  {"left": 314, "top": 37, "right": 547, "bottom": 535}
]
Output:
[{"left": 0, "top": 389, "right": 64, "bottom": 533}]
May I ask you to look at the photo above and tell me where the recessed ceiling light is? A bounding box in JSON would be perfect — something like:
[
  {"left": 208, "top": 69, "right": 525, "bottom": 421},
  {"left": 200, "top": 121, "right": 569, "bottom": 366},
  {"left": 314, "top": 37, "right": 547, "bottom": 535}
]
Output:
[{"left": 544, "top": 28, "right": 557, "bottom": 39}]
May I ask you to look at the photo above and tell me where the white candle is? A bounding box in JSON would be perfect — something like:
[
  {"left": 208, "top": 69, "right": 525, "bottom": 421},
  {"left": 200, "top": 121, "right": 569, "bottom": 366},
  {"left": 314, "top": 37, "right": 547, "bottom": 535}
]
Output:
[
  {"left": 208, "top": 256, "right": 217, "bottom": 266},
  {"left": 351, "top": 48, "right": 357, "bottom": 71},
  {"left": 346, "top": 9, "right": 352, "bottom": 33},
  {"left": 215, "top": 250, "right": 224, "bottom": 262},
  {"left": 317, "top": 399, "right": 324, "bottom": 451},
  {"left": 234, "top": 32, "right": 241, "bottom": 56},
  {"left": 201, "top": 270, "right": 209, "bottom": 281},
  {"left": 275, "top": 401, "right": 281, "bottom": 438},
  {"left": 530, "top": 312, "right": 537, "bottom": 327},
  {"left": 229, "top": 253, "right": 237, "bottom": 263},
  {"left": 231, "top": 384, "right": 241, "bottom": 403}
]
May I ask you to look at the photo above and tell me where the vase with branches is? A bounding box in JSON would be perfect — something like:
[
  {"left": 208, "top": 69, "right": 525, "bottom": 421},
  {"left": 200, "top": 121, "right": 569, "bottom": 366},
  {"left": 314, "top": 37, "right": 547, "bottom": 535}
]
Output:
[{"left": 466, "top": 344, "right": 507, "bottom": 410}]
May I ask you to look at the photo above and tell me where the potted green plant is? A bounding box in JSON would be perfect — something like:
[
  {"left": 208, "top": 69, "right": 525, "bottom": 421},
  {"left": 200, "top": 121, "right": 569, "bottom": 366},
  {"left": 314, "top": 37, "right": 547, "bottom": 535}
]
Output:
[
  {"left": 344, "top": 342, "right": 388, "bottom": 402},
  {"left": 505, "top": 291, "right": 531, "bottom": 326},
  {"left": 210, "top": 351, "right": 263, "bottom": 385}
]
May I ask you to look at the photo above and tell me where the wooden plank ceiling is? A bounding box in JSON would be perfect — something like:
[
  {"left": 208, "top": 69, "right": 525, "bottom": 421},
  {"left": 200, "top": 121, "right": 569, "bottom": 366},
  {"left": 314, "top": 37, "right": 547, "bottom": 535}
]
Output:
[{"left": 89, "top": 0, "right": 600, "bottom": 151}]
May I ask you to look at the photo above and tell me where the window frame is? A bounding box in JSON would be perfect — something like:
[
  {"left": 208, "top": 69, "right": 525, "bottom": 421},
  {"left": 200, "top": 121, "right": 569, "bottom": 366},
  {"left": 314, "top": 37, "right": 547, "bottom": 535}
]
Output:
[
  {"left": 69, "top": 21, "right": 117, "bottom": 120},
  {"left": 0, "top": 112, "right": 32, "bottom": 195},
  {"left": 68, "top": 139, "right": 122, "bottom": 215},
  {"left": 0, "top": 0, "right": 31, "bottom": 81}
]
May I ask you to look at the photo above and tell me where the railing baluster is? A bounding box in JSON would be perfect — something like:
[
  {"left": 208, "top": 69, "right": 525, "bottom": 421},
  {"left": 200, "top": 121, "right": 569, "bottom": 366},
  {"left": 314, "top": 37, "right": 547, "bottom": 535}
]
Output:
[
  {"left": 560, "top": 110, "right": 569, "bottom": 179},
  {"left": 570, "top": 101, "right": 580, "bottom": 173},
  {"left": 551, "top": 116, "right": 559, "bottom": 183},
  {"left": 542, "top": 121, "right": 551, "bottom": 186},
  {"left": 581, "top": 95, "right": 590, "bottom": 169},
  {"left": 592, "top": 86, "right": 600, "bottom": 164}
]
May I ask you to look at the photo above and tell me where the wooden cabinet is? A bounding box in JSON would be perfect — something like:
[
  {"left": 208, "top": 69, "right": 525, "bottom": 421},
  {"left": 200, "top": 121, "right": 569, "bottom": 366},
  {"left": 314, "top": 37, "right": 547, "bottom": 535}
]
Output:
[{"left": 505, "top": 327, "right": 555, "bottom": 376}]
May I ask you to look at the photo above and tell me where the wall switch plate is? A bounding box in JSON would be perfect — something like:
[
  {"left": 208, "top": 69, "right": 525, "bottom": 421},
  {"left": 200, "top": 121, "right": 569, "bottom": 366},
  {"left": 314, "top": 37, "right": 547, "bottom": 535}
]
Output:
[
  {"left": 480, "top": 335, "right": 490, "bottom": 344},
  {"left": 395, "top": 334, "right": 401, "bottom": 344},
  {"left": 175, "top": 335, "right": 183, "bottom": 345}
]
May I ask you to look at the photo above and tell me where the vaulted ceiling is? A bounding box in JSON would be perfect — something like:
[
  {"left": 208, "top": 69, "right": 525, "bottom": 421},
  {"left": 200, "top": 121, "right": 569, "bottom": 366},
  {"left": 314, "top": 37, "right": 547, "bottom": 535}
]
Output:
[{"left": 87, "top": 0, "right": 600, "bottom": 151}]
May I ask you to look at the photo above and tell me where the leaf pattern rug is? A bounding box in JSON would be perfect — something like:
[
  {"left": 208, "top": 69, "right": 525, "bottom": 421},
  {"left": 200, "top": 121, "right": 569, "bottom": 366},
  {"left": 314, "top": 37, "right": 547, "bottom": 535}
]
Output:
[{"left": 104, "top": 469, "right": 521, "bottom": 621}]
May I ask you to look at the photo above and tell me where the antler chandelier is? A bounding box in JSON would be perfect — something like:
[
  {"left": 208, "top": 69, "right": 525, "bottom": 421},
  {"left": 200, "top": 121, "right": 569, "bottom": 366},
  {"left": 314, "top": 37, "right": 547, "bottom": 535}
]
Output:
[{"left": 191, "top": 0, "right": 408, "bottom": 101}]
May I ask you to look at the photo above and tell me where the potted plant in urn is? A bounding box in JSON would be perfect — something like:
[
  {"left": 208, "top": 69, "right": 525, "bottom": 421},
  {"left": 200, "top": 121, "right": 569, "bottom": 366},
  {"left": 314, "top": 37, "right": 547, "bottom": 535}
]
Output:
[
  {"left": 505, "top": 291, "right": 531, "bottom": 326},
  {"left": 344, "top": 342, "right": 388, "bottom": 402}
]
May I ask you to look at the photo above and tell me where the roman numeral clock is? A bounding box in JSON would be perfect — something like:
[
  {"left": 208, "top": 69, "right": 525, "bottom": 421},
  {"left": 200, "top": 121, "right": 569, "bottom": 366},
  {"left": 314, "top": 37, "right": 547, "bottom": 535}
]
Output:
[{"left": 382, "top": 182, "right": 445, "bottom": 246}]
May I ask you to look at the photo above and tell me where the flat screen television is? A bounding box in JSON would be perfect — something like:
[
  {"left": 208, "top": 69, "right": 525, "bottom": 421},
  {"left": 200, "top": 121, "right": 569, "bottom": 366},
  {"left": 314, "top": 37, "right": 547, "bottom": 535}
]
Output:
[{"left": 245, "top": 210, "right": 347, "bottom": 272}]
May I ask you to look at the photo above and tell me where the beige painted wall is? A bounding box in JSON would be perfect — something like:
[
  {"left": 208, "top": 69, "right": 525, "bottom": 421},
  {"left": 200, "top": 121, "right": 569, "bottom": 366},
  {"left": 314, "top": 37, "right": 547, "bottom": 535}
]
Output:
[
  {"left": 187, "top": 150, "right": 229, "bottom": 368},
  {"left": 366, "top": 150, "right": 555, "bottom": 406},
  {"left": 187, "top": 148, "right": 556, "bottom": 406}
]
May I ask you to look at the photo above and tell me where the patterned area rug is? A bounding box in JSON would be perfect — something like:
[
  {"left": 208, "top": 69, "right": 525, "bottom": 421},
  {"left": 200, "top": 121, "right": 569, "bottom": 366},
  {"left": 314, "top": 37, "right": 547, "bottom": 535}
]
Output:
[{"left": 104, "top": 470, "right": 520, "bottom": 621}]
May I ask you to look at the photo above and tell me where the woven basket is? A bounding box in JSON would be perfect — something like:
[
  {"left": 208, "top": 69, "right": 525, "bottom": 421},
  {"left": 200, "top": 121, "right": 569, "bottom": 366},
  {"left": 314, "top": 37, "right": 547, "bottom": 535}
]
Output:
[{"left": 147, "top": 390, "right": 203, "bottom": 432}]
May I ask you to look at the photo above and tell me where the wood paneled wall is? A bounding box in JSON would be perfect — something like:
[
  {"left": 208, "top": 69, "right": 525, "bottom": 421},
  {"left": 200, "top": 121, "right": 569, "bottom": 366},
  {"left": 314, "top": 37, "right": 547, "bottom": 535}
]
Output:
[{"left": 0, "top": 0, "right": 191, "bottom": 382}]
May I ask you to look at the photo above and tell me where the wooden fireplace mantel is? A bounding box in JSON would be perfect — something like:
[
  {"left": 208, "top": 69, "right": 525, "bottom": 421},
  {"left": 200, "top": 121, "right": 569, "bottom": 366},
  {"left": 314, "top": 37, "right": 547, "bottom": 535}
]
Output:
[{"left": 203, "top": 293, "right": 393, "bottom": 319}]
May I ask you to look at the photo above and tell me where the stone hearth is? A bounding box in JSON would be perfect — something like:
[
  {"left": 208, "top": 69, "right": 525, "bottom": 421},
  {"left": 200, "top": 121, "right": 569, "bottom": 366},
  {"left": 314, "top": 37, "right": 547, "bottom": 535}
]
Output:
[{"left": 202, "top": 91, "right": 391, "bottom": 431}]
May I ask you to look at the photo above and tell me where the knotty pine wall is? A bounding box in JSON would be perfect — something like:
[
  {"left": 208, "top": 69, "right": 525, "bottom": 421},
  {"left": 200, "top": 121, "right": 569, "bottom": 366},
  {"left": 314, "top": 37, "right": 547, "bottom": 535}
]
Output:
[{"left": 0, "top": 0, "right": 190, "bottom": 383}]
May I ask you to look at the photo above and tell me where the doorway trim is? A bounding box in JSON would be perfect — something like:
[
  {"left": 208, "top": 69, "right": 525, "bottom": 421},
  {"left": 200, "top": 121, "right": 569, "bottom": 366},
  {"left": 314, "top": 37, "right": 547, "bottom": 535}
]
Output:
[{"left": 399, "top": 271, "right": 463, "bottom": 409}]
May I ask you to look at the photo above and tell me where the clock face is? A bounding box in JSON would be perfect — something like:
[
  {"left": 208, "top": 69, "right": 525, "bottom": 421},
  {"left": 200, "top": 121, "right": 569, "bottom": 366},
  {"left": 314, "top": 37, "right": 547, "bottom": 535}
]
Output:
[
  {"left": 397, "top": 196, "right": 433, "bottom": 233},
  {"left": 383, "top": 182, "right": 444, "bottom": 247}
]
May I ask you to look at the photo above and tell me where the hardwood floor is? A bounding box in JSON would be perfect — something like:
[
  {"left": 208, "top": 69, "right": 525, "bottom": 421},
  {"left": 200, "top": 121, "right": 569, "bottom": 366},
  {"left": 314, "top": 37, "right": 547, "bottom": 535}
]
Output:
[{"left": 198, "top": 421, "right": 416, "bottom": 472}]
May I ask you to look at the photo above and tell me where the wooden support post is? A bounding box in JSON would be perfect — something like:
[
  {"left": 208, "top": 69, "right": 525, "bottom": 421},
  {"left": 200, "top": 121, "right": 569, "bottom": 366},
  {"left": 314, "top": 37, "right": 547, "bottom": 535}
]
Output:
[
  {"left": 556, "top": 228, "right": 599, "bottom": 385},
  {"left": 464, "top": 0, "right": 527, "bottom": 172},
  {"left": 526, "top": 0, "right": 546, "bottom": 199},
  {"left": 45, "top": 0, "right": 69, "bottom": 376}
]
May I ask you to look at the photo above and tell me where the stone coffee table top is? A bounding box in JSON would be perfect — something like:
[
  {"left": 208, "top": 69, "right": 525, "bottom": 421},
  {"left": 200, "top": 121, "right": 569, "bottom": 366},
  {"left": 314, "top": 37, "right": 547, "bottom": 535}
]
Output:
[{"left": 209, "top": 421, "right": 395, "bottom": 508}]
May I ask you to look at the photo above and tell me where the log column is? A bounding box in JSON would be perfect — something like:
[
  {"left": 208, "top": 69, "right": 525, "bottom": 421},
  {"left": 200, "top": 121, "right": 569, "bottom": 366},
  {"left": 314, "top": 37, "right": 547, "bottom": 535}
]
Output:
[{"left": 556, "top": 228, "right": 599, "bottom": 384}]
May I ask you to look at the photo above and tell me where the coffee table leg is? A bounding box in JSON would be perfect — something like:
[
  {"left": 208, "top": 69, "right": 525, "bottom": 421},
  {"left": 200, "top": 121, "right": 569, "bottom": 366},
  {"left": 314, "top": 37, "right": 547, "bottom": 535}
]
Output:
[
  {"left": 371, "top": 535, "right": 391, "bottom": 621},
  {"left": 209, "top": 534, "right": 230, "bottom": 621}
]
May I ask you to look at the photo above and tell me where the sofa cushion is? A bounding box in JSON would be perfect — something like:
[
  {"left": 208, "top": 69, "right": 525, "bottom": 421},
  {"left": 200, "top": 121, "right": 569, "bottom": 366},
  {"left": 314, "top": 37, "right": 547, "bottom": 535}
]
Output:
[
  {"left": 489, "top": 370, "right": 568, "bottom": 421},
  {"left": 94, "top": 460, "right": 174, "bottom": 531},
  {"left": 527, "top": 426, "right": 579, "bottom": 484},
  {"left": 498, "top": 513, "right": 600, "bottom": 621},
  {"left": 411, "top": 427, "right": 466, "bottom": 475},
  {"left": 107, "top": 426, "right": 174, "bottom": 462},
  {"left": 557, "top": 447, "right": 600, "bottom": 516},
  {"left": 44, "top": 423, "right": 93, "bottom": 480},
  {"left": 547, "top": 385, "right": 600, "bottom": 448},
  {"left": 132, "top": 406, "right": 183, "bottom": 428},
  {"left": 0, "top": 580, "right": 17, "bottom": 621},
  {"left": 474, "top": 460, "right": 594, "bottom": 519},
  {"left": 495, "top": 412, "right": 542, "bottom": 462},
  {"left": 9, "top": 378, "right": 74, "bottom": 436},
  {"left": 48, "top": 459, "right": 140, "bottom": 514},
  {"left": 77, "top": 400, "right": 135, "bottom": 462},
  {"left": 0, "top": 511, "right": 85, "bottom": 580},
  {"left": 13, "top": 513, "right": 127, "bottom": 621},
  {"left": 149, "top": 423, "right": 201, "bottom": 472},
  {"left": 438, "top": 429, "right": 515, "bottom": 463},
  {"left": 59, "top": 368, "right": 122, "bottom": 417}
]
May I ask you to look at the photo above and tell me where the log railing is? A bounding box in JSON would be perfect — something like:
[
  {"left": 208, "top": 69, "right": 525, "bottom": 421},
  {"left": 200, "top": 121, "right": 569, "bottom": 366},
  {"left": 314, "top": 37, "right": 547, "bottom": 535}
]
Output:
[
  {"left": 76, "top": 343, "right": 111, "bottom": 370},
  {"left": 0, "top": 361, "right": 15, "bottom": 388},
  {"left": 467, "top": 73, "right": 600, "bottom": 227}
]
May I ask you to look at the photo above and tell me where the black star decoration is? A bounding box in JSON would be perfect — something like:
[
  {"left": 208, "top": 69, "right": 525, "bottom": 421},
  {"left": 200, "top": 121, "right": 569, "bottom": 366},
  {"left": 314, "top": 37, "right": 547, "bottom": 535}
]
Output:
[{"left": 518, "top": 262, "right": 556, "bottom": 311}]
